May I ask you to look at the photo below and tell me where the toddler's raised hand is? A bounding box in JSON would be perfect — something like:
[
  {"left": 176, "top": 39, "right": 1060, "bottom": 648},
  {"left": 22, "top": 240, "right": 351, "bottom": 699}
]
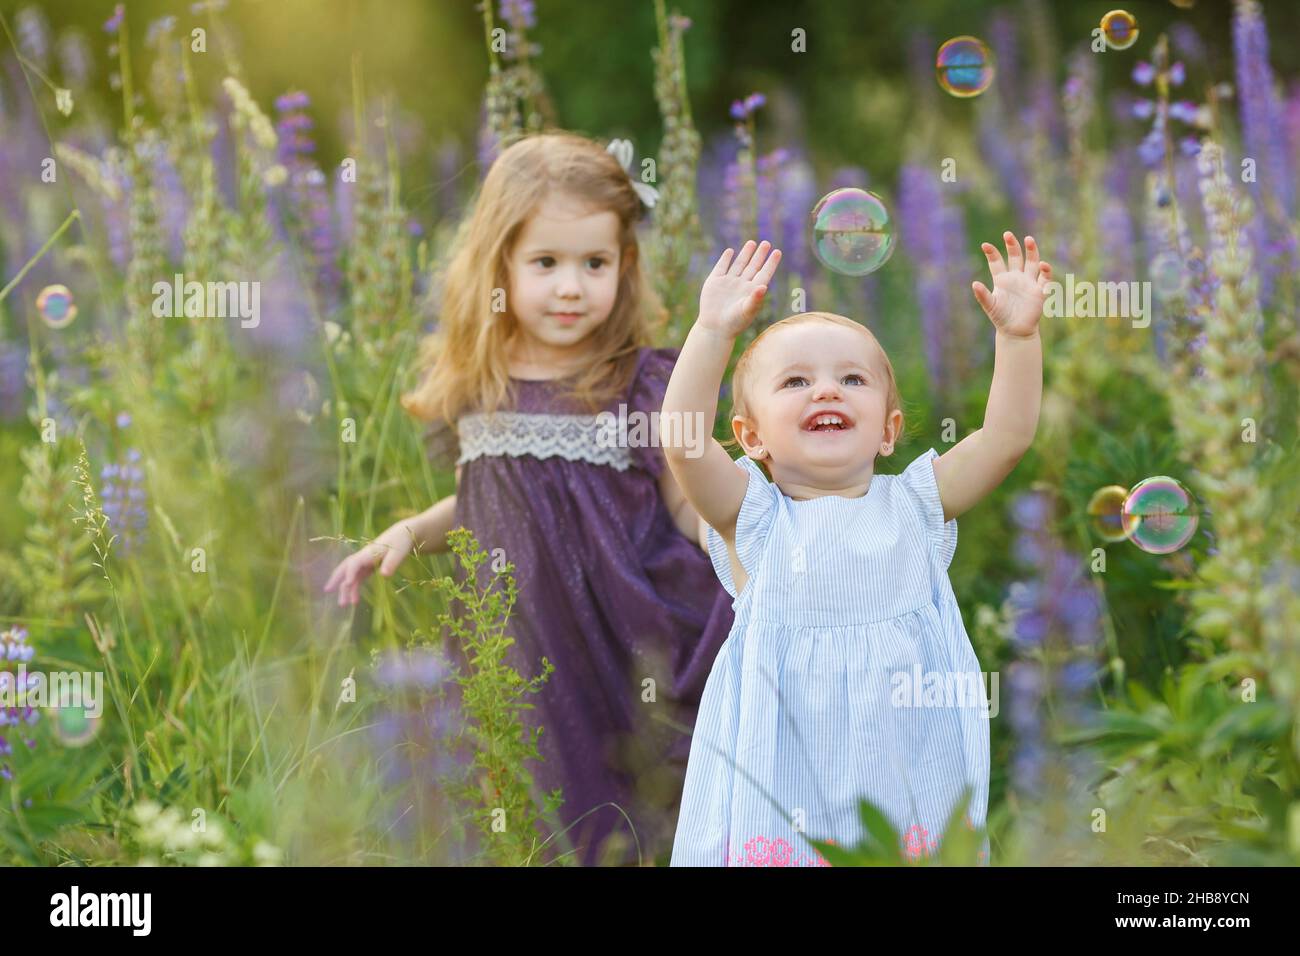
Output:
[
  {"left": 698, "top": 239, "right": 782, "bottom": 338},
  {"left": 971, "top": 232, "right": 1052, "bottom": 338}
]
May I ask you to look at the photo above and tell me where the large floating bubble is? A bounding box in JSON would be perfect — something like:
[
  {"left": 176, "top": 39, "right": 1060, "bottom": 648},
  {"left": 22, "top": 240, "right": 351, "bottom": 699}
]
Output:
[
  {"left": 936, "top": 36, "right": 995, "bottom": 98},
  {"left": 1123, "top": 476, "right": 1199, "bottom": 554},
  {"left": 51, "top": 705, "right": 102, "bottom": 747},
  {"left": 1101, "top": 10, "right": 1140, "bottom": 51},
  {"left": 809, "top": 188, "right": 896, "bottom": 276},
  {"left": 1150, "top": 251, "right": 1189, "bottom": 302},
  {"left": 1087, "top": 485, "right": 1134, "bottom": 542},
  {"left": 36, "top": 284, "right": 77, "bottom": 329}
]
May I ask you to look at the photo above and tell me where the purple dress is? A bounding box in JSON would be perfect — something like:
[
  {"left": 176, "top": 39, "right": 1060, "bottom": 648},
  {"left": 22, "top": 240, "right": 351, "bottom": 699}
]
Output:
[{"left": 425, "top": 346, "right": 735, "bottom": 865}]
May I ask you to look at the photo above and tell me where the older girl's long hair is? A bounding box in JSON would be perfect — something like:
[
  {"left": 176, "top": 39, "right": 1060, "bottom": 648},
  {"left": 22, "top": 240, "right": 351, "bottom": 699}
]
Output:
[{"left": 401, "top": 131, "right": 666, "bottom": 426}]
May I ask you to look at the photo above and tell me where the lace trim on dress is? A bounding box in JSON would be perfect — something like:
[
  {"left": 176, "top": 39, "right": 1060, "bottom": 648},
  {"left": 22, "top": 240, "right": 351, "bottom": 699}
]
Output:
[{"left": 455, "top": 411, "right": 633, "bottom": 471}]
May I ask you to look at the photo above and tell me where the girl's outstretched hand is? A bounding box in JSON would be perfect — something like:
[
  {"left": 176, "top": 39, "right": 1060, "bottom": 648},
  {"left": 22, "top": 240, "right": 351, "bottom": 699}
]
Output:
[
  {"left": 972, "top": 232, "right": 1052, "bottom": 338},
  {"left": 323, "top": 527, "right": 414, "bottom": 607},
  {"left": 698, "top": 239, "right": 782, "bottom": 338}
]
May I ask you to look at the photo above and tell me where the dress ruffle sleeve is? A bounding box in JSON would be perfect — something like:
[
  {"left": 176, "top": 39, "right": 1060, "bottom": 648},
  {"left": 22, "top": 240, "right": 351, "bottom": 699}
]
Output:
[
  {"left": 705, "top": 456, "right": 780, "bottom": 600},
  {"left": 896, "top": 447, "right": 959, "bottom": 569}
]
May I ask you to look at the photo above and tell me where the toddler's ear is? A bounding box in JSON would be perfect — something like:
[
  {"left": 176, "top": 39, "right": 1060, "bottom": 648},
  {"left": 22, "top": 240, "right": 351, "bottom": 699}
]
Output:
[{"left": 880, "top": 408, "right": 905, "bottom": 456}]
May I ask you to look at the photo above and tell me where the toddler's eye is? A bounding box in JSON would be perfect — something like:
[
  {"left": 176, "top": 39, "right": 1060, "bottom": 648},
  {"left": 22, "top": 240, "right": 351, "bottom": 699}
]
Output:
[
  {"left": 535, "top": 256, "right": 556, "bottom": 268},
  {"left": 843, "top": 374, "right": 866, "bottom": 385},
  {"left": 587, "top": 257, "right": 608, "bottom": 270},
  {"left": 783, "top": 376, "right": 807, "bottom": 388}
]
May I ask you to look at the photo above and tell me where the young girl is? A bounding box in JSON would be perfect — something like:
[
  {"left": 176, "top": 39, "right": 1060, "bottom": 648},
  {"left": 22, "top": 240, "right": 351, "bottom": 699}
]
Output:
[
  {"left": 662, "top": 234, "right": 1052, "bottom": 866},
  {"left": 323, "top": 132, "right": 735, "bottom": 866}
]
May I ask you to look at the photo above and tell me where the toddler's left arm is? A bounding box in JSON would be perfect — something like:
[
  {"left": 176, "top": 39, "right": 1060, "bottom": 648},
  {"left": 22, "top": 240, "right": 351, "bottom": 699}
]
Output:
[
  {"left": 933, "top": 232, "right": 1051, "bottom": 522},
  {"left": 658, "top": 463, "right": 710, "bottom": 550}
]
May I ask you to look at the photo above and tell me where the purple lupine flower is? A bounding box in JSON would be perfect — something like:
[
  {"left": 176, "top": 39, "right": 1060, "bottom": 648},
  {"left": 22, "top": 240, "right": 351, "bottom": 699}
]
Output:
[
  {"left": 1100, "top": 152, "right": 1136, "bottom": 283},
  {"left": 828, "top": 166, "right": 869, "bottom": 191},
  {"left": 1132, "top": 61, "right": 1155, "bottom": 86},
  {"left": 1169, "top": 62, "right": 1186, "bottom": 87},
  {"left": 1233, "top": 0, "right": 1298, "bottom": 306},
  {"left": 767, "top": 151, "right": 816, "bottom": 289},
  {"left": 1058, "top": 660, "right": 1098, "bottom": 695},
  {"left": 0, "top": 341, "right": 28, "bottom": 423},
  {"left": 101, "top": 449, "right": 148, "bottom": 555},
  {"left": 986, "top": 10, "right": 1019, "bottom": 102},
  {"left": 1170, "top": 23, "right": 1206, "bottom": 65},
  {"left": 897, "top": 161, "right": 971, "bottom": 392},
  {"left": 1233, "top": 0, "right": 1293, "bottom": 211},
  {"left": 496, "top": 0, "right": 539, "bottom": 63},
  {"left": 16, "top": 7, "right": 51, "bottom": 68},
  {"left": 273, "top": 91, "right": 341, "bottom": 306},
  {"left": 976, "top": 19, "right": 1037, "bottom": 229},
  {"left": 239, "top": 251, "right": 313, "bottom": 356},
  {"left": 101, "top": 159, "right": 132, "bottom": 270},
  {"left": 1137, "top": 125, "right": 1165, "bottom": 167},
  {"left": 370, "top": 644, "right": 465, "bottom": 855},
  {"left": 56, "top": 31, "right": 93, "bottom": 89},
  {"left": 0, "top": 626, "right": 39, "bottom": 785},
  {"left": 375, "top": 647, "right": 454, "bottom": 690},
  {"left": 146, "top": 138, "right": 189, "bottom": 264},
  {"left": 729, "top": 92, "right": 766, "bottom": 122},
  {"left": 1010, "top": 489, "right": 1052, "bottom": 531},
  {"left": 104, "top": 4, "right": 125, "bottom": 34},
  {"left": 144, "top": 15, "right": 177, "bottom": 47},
  {"left": 1006, "top": 491, "right": 1106, "bottom": 802},
  {"left": 500, "top": 0, "right": 536, "bottom": 32}
]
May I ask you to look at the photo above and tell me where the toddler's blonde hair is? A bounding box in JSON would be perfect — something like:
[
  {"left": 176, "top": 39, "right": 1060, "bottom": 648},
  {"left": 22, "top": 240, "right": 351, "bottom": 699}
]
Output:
[{"left": 401, "top": 130, "right": 666, "bottom": 426}]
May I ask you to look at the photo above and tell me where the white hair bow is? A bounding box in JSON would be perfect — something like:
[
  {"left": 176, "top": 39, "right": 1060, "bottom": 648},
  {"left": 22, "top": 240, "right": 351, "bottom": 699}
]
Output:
[{"left": 606, "top": 138, "right": 659, "bottom": 209}]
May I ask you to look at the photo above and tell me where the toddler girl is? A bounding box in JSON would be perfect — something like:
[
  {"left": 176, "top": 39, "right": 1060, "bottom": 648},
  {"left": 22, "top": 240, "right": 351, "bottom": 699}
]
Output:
[
  {"left": 662, "top": 234, "right": 1052, "bottom": 866},
  {"left": 325, "top": 132, "right": 735, "bottom": 866}
]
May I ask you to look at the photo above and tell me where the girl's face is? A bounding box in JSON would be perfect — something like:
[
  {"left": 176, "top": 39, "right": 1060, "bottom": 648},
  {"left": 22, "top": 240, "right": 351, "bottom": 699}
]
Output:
[
  {"left": 734, "top": 322, "right": 903, "bottom": 490},
  {"left": 505, "top": 192, "right": 623, "bottom": 368}
]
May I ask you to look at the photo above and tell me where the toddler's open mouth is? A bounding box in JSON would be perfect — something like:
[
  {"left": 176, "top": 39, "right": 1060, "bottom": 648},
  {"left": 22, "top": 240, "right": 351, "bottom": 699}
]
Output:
[{"left": 801, "top": 411, "right": 855, "bottom": 433}]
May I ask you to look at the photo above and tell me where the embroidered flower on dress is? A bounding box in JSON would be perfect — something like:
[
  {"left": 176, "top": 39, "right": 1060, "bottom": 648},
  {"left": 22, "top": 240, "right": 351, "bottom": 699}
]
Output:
[
  {"left": 728, "top": 834, "right": 832, "bottom": 866},
  {"left": 902, "top": 824, "right": 938, "bottom": 861}
]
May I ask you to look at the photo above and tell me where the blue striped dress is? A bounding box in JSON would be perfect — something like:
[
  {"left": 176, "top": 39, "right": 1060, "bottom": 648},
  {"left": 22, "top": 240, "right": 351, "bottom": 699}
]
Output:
[{"left": 670, "top": 448, "right": 991, "bottom": 866}]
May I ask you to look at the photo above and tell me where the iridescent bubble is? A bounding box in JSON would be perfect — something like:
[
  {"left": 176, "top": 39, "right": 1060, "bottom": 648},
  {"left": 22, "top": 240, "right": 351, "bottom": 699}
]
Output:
[
  {"left": 1150, "top": 251, "right": 1189, "bottom": 301},
  {"left": 1123, "top": 476, "right": 1198, "bottom": 554},
  {"left": 51, "top": 705, "right": 101, "bottom": 747},
  {"left": 36, "top": 284, "right": 77, "bottom": 329},
  {"left": 809, "top": 187, "right": 896, "bottom": 276},
  {"left": 1101, "top": 10, "right": 1140, "bottom": 51},
  {"left": 936, "top": 36, "right": 995, "bottom": 98},
  {"left": 1086, "top": 485, "right": 1134, "bottom": 542}
]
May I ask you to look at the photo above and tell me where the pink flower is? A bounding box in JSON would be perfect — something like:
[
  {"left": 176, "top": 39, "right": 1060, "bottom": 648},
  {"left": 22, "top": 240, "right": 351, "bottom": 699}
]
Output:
[{"left": 744, "top": 836, "right": 772, "bottom": 866}]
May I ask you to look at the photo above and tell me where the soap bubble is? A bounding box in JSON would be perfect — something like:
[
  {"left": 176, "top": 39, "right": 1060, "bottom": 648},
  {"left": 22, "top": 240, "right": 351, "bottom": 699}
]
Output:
[
  {"left": 51, "top": 702, "right": 102, "bottom": 747},
  {"left": 36, "top": 284, "right": 77, "bottom": 328},
  {"left": 1123, "top": 476, "right": 1198, "bottom": 554},
  {"left": 809, "top": 188, "right": 896, "bottom": 276},
  {"left": 1086, "top": 485, "right": 1134, "bottom": 542},
  {"left": 1150, "top": 251, "right": 1189, "bottom": 301},
  {"left": 1101, "top": 10, "right": 1140, "bottom": 51},
  {"left": 936, "top": 36, "right": 995, "bottom": 98}
]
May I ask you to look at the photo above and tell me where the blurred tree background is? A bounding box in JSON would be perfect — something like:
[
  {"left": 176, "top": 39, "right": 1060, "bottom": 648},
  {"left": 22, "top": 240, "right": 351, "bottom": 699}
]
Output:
[{"left": 12, "top": 0, "right": 1300, "bottom": 215}]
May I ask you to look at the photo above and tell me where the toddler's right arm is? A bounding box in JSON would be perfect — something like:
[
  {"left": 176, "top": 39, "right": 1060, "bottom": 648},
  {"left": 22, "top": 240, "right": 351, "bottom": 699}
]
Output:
[{"left": 662, "top": 240, "right": 782, "bottom": 536}]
